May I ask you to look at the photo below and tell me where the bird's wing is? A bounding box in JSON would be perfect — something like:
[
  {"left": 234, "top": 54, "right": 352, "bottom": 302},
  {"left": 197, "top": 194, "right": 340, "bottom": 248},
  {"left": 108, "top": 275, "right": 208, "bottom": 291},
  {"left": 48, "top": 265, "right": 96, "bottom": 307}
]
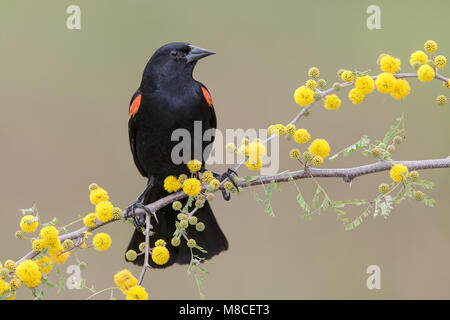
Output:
[{"left": 128, "top": 90, "right": 147, "bottom": 177}]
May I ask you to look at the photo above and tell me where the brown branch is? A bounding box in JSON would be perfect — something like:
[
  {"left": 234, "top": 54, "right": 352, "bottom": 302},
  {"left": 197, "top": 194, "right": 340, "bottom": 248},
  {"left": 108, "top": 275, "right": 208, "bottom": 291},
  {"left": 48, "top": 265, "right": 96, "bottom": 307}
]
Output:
[{"left": 15, "top": 156, "right": 450, "bottom": 267}]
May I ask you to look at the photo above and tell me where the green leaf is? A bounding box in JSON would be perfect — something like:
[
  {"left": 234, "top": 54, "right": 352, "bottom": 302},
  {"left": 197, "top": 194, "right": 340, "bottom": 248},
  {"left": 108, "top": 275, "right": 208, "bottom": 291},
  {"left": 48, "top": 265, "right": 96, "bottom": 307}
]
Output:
[
  {"left": 413, "top": 179, "right": 435, "bottom": 190},
  {"left": 329, "top": 136, "right": 370, "bottom": 162},
  {"left": 263, "top": 180, "right": 275, "bottom": 216},
  {"left": 296, "top": 192, "right": 310, "bottom": 213},
  {"left": 312, "top": 186, "right": 321, "bottom": 209}
]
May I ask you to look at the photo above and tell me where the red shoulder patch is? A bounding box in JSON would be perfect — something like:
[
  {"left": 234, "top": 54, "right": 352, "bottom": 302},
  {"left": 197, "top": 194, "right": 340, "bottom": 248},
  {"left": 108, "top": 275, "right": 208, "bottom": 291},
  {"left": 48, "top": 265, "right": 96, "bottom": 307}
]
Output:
[
  {"left": 129, "top": 94, "right": 142, "bottom": 118},
  {"left": 201, "top": 87, "right": 213, "bottom": 107}
]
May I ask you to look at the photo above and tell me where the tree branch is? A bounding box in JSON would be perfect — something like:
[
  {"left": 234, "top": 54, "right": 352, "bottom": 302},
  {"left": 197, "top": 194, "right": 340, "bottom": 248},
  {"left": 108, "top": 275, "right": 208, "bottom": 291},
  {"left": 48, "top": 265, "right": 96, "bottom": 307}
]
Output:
[{"left": 15, "top": 156, "right": 450, "bottom": 267}]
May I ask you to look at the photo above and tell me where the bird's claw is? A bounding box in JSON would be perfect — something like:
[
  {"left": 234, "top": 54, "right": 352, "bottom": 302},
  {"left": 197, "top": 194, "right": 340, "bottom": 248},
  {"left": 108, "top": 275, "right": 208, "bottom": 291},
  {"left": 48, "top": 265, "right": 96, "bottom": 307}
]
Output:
[
  {"left": 215, "top": 168, "right": 239, "bottom": 201},
  {"left": 125, "top": 202, "right": 157, "bottom": 229}
]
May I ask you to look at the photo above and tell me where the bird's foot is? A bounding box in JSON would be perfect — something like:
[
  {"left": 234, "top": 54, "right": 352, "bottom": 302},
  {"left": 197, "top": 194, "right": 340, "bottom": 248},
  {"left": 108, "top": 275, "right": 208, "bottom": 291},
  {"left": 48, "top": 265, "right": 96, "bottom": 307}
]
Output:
[
  {"left": 124, "top": 201, "right": 157, "bottom": 230},
  {"left": 213, "top": 168, "right": 239, "bottom": 201}
]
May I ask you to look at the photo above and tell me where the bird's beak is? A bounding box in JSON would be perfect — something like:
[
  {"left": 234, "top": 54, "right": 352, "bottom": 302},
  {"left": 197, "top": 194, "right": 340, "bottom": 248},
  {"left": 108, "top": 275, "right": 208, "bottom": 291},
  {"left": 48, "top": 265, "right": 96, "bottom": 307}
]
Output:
[{"left": 186, "top": 45, "right": 216, "bottom": 63}]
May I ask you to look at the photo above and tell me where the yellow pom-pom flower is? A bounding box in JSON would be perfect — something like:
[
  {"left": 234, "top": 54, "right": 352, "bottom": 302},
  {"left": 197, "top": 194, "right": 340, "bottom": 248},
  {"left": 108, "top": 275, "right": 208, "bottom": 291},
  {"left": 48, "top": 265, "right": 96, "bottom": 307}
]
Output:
[
  {"left": 308, "top": 139, "right": 331, "bottom": 159},
  {"left": 417, "top": 64, "right": 435, "bottom": 82},
  {"left": 390, "top": 164, "right": 409, "bottom": 182},
  {"left": 305, "top": 79, "right": 317, "bottom": 91},
  {"left": 201, "top": 171, "right": 213, "bottom": 184},
  {"left": 348, "top": 88, "right": 365, "bottom": 104},
  {"left": 92, "top": 233, "right": 112, "bottom": 251},
  {"left": 0, "top": 279, "right": 15, "bottom": 300},
  {"left": 424, "top": 40, "right": 437, "bottom": 53},
  {"left": 355, "top": 75, "right": 375, "bottom": 94},
  {"left": 163, "top": 175, "right": 181, "bottom": 193},
  {"left": 89, "top": 187, "right": 109, "bottom": 205},
  {"left": 375, "top": 72, "right": 396, "bottom": 93},
  {"left": 151, "top": 246, "right": 170, "bottom": 265},
  {"left": 155, "top": 239, "right": 166, "bottom": 247},
  {"left": 245, "top": 157, "right": 263, "bottom": 171},
  {"left": 247, "top": 141, "right": 266, "bottom": 159},
  {"left": 435, "top": 55, "right": 446, "bottom": 69},
  {"left": 323, "top": 94, "right": 341, "bottom": 110},
  {"left": 96, "top": 200, "right": 114, "bottom": 223},
  {"left": 379, "top": 54, "right": 401, "bottom": 73},
  {"left": 390, "top": 79, "right": 411, "bottom": 100},
  {"left": 341, "top": 70, "right": 355, "bottom": 82},
  {"left": 4, "top": 260, "right": 15, "bottom": 271},
  {"left": 409, "top": 50, "right": 428, "bottom": 66},
  {"left": 285, "top": 124, "right": 296, "bottom": 135},
  {"left": 294, "top": 86, "right": 315, "bottom": 107},
  {"left": 126, "top": 285, "right": 149, "bottom": 300},
  {"left": 40, "top": 226, "right": 59, "bottom": 248},
  {"left": 32, "top": 239, "right": 44, "bottom": 252},
  {"left": 20, "top": 215, "right": 38, "bottom": 233},
  {"left": 308, "top": 67, "right": 320, "bottom": 79},
  {"left": 210, "top": 178, "right": 221, "bottom": 190},
  {"left": 114, "top": 269, "right": 138, "bottom": 292},
  {"left": 35, "top": 255, "right": 53, "bottom": 275},
  {"left": 293, "top": 128, "right": 311, "bottom": 144},
  {"left": 15, "top": 260, "right": 42, "bottom": 288},
  {"left": 187, "top": 159, "right": 202, "bottom": 173},
  {"left": 182, "top": 178, "right": 201, "bottom": 196},
  {"left": 49, "top": 244, "right": 70, "bottom": 264},
  {"left": 311, "top": 155, "right": 324, "bottom": 167},
  {"left": 83, "top": 213, "right": 97, "bottom": 228}
]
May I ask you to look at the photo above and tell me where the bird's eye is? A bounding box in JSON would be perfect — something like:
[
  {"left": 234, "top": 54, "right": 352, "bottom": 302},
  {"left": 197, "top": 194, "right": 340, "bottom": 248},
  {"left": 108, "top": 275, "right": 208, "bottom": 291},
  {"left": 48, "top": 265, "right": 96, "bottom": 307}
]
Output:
[{"left": 170, "top": 50, "right": 178, "bottom": 57}]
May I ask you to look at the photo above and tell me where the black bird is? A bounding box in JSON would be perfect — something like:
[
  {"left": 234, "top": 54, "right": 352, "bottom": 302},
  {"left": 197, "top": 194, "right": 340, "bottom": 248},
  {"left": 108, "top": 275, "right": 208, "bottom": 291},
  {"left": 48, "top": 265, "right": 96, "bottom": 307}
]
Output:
[{"left": 126, "top": 42, "right": 229, "bottom": 267}]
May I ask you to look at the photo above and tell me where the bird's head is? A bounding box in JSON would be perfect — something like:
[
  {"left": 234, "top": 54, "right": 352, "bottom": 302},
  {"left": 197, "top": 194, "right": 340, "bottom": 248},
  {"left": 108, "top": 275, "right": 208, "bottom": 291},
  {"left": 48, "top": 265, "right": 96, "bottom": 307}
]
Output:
[{"left": 140, "top": 42, "right": 215, "bottom": 90}]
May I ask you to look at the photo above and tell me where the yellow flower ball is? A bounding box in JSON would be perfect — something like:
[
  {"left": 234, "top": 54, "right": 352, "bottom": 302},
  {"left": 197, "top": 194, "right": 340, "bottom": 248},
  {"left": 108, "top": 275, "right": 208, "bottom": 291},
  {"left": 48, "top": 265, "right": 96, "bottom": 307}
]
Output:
[
  {"left": 323, "top": 94, "right": 341, "bottom": 110},
  {"left": 201, "top": 171, "right": 213, "bottom": 184},
  {"left": 151, "top": 246, "right": 170, "bottom": 265},
  {"left": 375, "top": 72, "right": 396, "bottom": 93},
  {"left": 4, "top": 260, "right": 15, "bottom": 271},
  {"left": 409, "top": 50, "right": 428, "bottom": 66},
  {"left": 355, "top": 75, "right": 375, "bottom": 94},
  {"left": 285, "top": 124, "right": 296, "bottom": 136},
  {"left": 182, "top": 178, "right": 201, "bottom": 196},
  {"left": 348, "top": 88, "right": 365, "bottom": 104},
  {"left": 96, "top": 200, "right": 114, "bottom": 223},
  {"left": 417, "top": 64, "right": 435, "bottom": 82},
  {"left": 163, "top": 175, "right": 182, "bottom": 193},
  {"left": 32, "top": 239, "right": 44, "bottom": 252},
  {"left": 293, "top": 128, "right": 311, "bottom": 144},
  {"left": 308, "top": 138, "right": 331, "bottom": 159},
  {"left": 247, "top": 141, "right": 266, "bottom": 159},
  {"left": 89, "top": 187, "right": 109, "bottom": 205},
  {"left": 390, "top": 164, "right": 409, "bottom": 182},
  {"left": 424, "top": 40, "right": 437, "bottom": 53},
  {"left": 155, "top": 239, "right": 166, "bottom": 247},
  {"left": 83, "top": 213, "right": 97, "bottom": 228},
  {"left": 49, "top": 244, "right": 70, "bottom": 264},
  {"left": 294, "top": 86, "right": 315, "bottom": 107},
  {"left": 341, "top": 70, "right": 355, "bottom": 82},
  {"left": 245, "top": 157, "right": 263, "bottom": 171},
  {"left": 40, "top": 226, "right": 59, "bottom": 248},
  {"left": 187, "top": 159, "right": 202, "bottom": 173},
  {"left": 435, "top": 55, "right": 446, "bottom": 69},
  {"left": 379, "top": 54, "right": 401, "bottom": 73},
  {"left": 308, "top": 67, "right": 320, "bottom": 79},
  {"left": 15, "top": 260, "right": 42, "bottom": 288},
  {"left": 92, "top": 233, "right": 112, "bottom": 251},
  {"left": 0, "top": 279, "right": 15, "bottom": 300},
  {"left": 35, "top": 255, "right": 53, "bottom": 275},
  {"left": 390, "top": 79, "right": 411, "bottom": 100},
  {"left": 114, "top": 269, "right": 138, "bottom": 292},
  {"left": 305, "top": 79, "right": 317, "bottom": 91},
  {"left": 20, "top": 215, "right": 38, "bottom": 233},
  {"left": 126, "top": 285, "right": 149, "bottom": 300}
]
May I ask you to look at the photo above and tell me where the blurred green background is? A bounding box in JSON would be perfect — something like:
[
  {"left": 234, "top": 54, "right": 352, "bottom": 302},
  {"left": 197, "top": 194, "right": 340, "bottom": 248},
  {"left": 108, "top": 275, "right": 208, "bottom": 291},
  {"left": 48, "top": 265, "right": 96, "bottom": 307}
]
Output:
[{"left": 1, "top": 0, "right": 450, "bottom": 299}]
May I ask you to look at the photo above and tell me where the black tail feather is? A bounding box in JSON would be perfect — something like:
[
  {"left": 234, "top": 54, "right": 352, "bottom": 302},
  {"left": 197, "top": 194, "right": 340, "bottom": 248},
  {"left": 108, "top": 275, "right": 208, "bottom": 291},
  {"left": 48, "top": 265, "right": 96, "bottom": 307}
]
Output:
[{"left": 126, "top": 178, "right": 228, "bottom": 268}]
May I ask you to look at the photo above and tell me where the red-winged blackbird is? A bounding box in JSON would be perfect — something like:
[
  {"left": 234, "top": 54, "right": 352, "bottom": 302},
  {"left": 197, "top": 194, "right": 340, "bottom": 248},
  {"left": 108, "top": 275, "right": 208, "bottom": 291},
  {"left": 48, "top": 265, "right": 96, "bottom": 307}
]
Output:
[{"left": 126, "top": 42, "right": 228, "bottom": 267}]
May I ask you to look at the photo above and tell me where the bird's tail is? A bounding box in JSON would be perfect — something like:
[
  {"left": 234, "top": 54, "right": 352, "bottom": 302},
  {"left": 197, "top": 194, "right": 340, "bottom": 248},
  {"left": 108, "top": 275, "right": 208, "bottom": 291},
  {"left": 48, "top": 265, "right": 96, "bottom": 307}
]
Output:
[{"left": 126, "top": 177, "right": 228, "bottom": 268}]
